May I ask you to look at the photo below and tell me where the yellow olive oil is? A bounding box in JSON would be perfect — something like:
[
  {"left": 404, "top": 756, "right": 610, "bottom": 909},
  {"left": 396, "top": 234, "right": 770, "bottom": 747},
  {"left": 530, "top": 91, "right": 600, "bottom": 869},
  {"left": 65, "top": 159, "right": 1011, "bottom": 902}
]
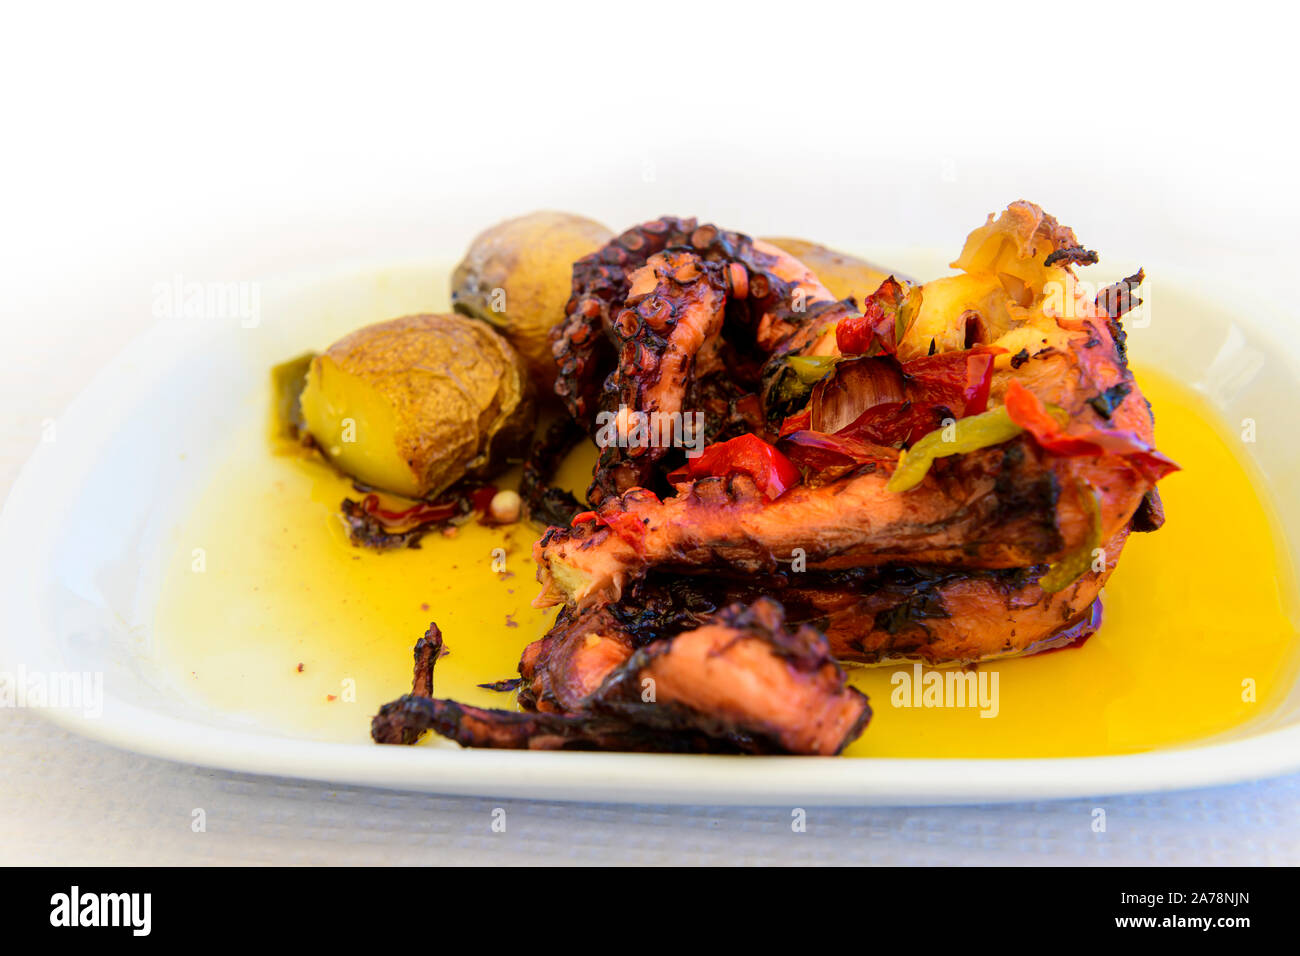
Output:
[{"left": 156, "top": 367, "right": 1299, "bottom": 756}]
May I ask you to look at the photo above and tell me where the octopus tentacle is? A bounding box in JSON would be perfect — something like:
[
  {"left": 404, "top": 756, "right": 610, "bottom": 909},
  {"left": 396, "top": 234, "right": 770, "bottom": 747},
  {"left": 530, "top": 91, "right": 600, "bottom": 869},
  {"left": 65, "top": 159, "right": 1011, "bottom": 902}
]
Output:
[
  {"left": 589, "top": 249, "right": 728, "bottom": 502},
  {"left": 551, "top": 216, "right": 699, "bottom": 426},
  {"left": 372, "top": 599, "right": 870, "bottom": 755},
  {"left": 553, "top": 217, "right": 845, "bottom": 502},
  {"left": 371, "top": 610, "right": 696, "bottom": 750},
  {"left": 534, "top": 438, "right": 1071, "bottom": 611},
  {"left": 590, "top": 598, "right": 870, "bottom": 756},
  {"left": 372, "top": 693, "right": 723, "bottom": 752}
]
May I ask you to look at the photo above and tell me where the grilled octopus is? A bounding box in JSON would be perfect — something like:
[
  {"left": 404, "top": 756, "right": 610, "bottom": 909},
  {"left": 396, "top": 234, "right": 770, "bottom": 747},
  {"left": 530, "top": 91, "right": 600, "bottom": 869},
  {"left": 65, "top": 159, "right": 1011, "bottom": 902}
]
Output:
[
  {"left": 373, "top": 600, "right": 870, "bottom": 754},
  {"left": 550, "top": 216, "right": 851, "bottom": 504},
  {"left": 534, "top": 202, "right": 1174, "bottom": 656},
  {"left": 374, "top": 202, "right": 1177, "bottom": 755}
]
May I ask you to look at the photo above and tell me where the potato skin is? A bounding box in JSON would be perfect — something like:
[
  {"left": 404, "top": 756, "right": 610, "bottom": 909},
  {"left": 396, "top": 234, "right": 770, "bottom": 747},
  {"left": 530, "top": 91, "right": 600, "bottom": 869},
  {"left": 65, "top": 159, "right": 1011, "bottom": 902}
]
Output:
[
  {"left": 300, "top": 313, "right": 535, "bottom": 499},
  {"left": 451, "top": 211, "right": 613, "bottom": 392},
  {"left": 762, "top": 237, "right": 900, "bottom": 305}
]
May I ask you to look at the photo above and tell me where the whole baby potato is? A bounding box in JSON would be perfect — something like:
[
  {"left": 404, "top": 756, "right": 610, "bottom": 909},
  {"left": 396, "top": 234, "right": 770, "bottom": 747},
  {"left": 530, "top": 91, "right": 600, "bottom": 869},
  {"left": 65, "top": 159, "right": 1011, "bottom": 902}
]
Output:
[
  {"left": 451, "top": 211, "right": 613, "bottom": 392},
  {"left": 298, "top": 314, "right": 534, "bottom": 499},
  {"left": 762, "top": 237, "right": 899, "bottom": 305}
]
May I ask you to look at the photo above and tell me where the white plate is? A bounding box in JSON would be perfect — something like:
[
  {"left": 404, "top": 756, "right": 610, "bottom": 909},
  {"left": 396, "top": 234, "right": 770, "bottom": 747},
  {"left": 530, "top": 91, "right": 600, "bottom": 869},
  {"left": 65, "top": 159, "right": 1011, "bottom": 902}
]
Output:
[{"left": 3, "top": 251, "right": 1299, "bottom": 806}]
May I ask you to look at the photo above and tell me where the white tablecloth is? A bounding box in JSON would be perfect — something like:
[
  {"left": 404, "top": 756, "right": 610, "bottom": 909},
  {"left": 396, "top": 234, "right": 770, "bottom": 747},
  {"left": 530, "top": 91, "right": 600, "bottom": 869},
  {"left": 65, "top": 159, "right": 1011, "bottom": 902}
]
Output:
[{"left": 2, "top": 706, "right": 1298, "bottom": 865}]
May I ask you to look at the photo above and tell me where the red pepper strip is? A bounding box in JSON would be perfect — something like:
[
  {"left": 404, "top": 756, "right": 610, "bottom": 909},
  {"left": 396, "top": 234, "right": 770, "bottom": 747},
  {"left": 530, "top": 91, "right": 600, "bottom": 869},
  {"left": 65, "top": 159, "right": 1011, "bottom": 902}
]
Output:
[
  {"left": 666, "top": 433, "right": 801, "bottom": 500},
  {"left": 836, "top": 401, "right": 950, "bottom": 448},
  {"left": 904, "top": 346, "right": 1005, "bottom": 416},
  {"left": 1003, "top": 380, "right": 1180, "bottom": 481},
  {"left": 835, "top": 308, "right": 891, "bottom": 356},
  {"left": 835, "top": 277, "right": 909, "bottom": 356},
  {"left": 570, "top": 509, "right": 648, "bottom": 555},
  {"left": 361, "top": 493, "right": 460, "bottom": 528}
]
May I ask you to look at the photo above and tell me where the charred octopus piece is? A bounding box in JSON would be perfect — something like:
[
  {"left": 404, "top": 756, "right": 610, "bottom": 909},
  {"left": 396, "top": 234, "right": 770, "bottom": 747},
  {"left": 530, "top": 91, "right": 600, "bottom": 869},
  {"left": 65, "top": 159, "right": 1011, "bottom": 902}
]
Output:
[
  {"left": 600, "top": 529, "right": 1123, "bottom": 666},
  {"left": 535, "top": 305, "right": 1159, "bottom": 611},
  {"left": 372, "top": 599, "right": 870, "bottom": 755},
  {"left": 588, "top": 598, "right": 871, "bottom": 755},
  {"left": 592, "top": 248, "right": 728, "bottom": 499},
  {"left": 533, "top": 202, "right": 1177, "bottom": 674},
  {"left": 534, "top": 440, "right": 1068, "bottom": 610},
  {"left": 551, "top": 216, "right": 846, "bottom": 504},
  {"left": 551, "top": 216, "right": 699, "bottom": 428}
]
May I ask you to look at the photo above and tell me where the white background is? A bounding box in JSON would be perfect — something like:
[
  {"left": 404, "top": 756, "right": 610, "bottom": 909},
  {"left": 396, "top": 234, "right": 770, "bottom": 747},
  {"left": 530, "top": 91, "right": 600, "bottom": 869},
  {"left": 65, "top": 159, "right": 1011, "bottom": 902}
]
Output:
[{"left": 1, "top": 1, "right": 1297, "bottom": 864}]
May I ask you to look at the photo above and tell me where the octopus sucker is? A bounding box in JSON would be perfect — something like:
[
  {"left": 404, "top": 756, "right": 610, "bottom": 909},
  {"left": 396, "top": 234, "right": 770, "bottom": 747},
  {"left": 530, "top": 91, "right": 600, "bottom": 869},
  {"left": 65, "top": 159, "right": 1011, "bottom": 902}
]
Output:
[{"left": 373, "top": 201, "right": 1179, "bottom": 755}]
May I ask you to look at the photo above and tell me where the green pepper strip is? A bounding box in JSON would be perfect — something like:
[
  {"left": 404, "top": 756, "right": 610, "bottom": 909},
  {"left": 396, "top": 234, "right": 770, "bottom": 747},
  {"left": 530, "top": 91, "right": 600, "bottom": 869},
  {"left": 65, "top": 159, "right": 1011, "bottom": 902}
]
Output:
[
  {"left": 885, "top": 405, "right": 1024, "bottom": 492},
  {"left": 887, "top": 394, "right": 1097, "bottom": 589},
  {"left": 887, "top": 400, "right": 1071, "bottom": 493},
  {"left": 1036, "top": 485, "right": 1102, "bottom": 594},
  {"left": 786, "top": 354, "right": 841, "bottom": 385}
]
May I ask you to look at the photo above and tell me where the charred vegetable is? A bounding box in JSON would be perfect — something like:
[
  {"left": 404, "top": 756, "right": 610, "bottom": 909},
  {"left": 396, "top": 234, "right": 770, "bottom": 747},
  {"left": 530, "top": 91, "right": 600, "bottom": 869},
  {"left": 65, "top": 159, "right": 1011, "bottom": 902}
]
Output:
[
  {"left": 270, "top": 352, "right": 315, "bottom": 444},
  {"left": 885, "top": 405, "right": 1025, "bottom": 492},
  {"left": 298, "top": 314, "right": 535, "bottom": 499},
  {"left": 451, "top": 211, "right": 613, "bottom": 392},
  {"left": 666, "top": 434, "right": 800, "bottom": 500}
]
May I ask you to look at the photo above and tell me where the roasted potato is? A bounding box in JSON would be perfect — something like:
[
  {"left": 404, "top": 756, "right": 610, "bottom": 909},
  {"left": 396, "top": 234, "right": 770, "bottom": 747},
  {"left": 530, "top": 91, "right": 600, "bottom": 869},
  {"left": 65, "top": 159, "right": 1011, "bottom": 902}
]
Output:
[
  {"left": 451, "top": 211, "right": 613, "bottom": 392},
  {"left": 298, "top": 314, "right": 534, "bottom": 499},
  {"left": 762, "top": 237, "right": 899, "bottom": 305}
]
